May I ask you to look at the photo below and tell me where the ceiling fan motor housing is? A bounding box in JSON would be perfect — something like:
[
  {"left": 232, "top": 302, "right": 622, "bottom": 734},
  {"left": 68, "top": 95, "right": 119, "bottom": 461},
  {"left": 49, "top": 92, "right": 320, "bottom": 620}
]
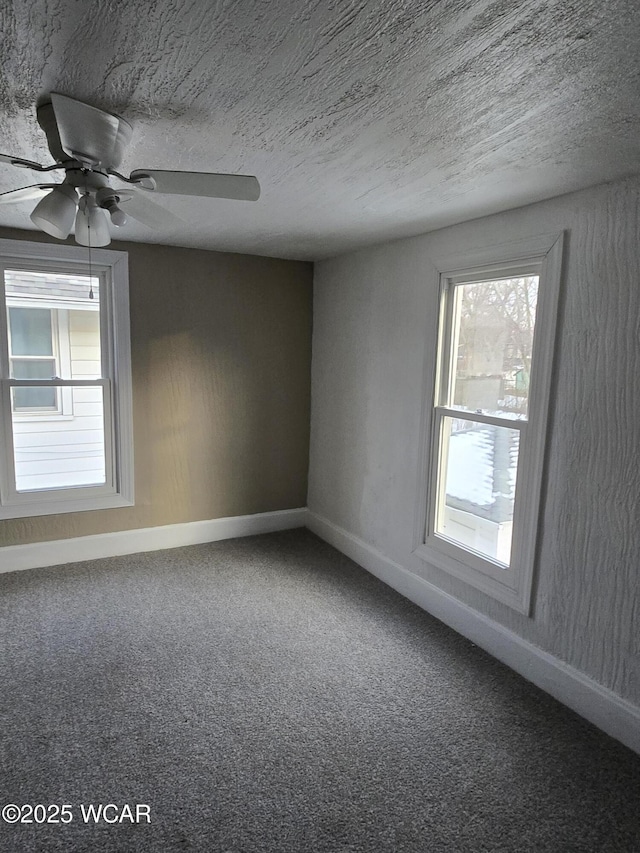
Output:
[
  {"left": 36, "top": 101, "right": 67, "bottom": 164},
  {"left": 37, "top": 95, "right": 133, "bottom": 170}
]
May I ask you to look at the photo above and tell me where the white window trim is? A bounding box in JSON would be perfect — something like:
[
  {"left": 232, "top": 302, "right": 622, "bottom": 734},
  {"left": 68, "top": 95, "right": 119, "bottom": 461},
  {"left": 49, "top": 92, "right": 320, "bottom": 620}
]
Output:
[
  {"left": 413, "top": 233, "right": 564, "bottom": 614},
  {"left": 0, "top": 238, "right": 134, "bottom": 519}
]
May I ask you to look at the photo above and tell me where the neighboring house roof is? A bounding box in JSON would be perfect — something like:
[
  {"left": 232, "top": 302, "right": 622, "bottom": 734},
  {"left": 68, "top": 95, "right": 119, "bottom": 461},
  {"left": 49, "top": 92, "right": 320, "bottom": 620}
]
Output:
[{"left": 5, "top": 270, "right": 98, "bottom": 304}]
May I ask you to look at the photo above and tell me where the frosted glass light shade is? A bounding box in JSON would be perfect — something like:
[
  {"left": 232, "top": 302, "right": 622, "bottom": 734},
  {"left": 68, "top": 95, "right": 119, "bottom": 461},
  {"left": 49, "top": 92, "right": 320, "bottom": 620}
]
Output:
[
  {"left": 75, "top": 198, "right": 111, "bottom": 247},
  {"left": 30, "top": 185, "right": 78, "bottom": 239},
  {"left": 109, "top": 206, "right": 127, "bottom": 227}
]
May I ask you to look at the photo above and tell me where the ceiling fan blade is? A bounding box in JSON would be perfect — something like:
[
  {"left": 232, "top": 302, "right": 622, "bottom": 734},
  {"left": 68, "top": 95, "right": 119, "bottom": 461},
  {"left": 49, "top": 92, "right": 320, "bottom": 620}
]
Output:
[
  {"left": 0, "top": 153, "right": 48, "bottom": 171},
  {"left": 0, "top": 184, "right": 58, "bottom": 204},
  {"left": 50, "top": 93, "right": 133, "bottom": 169},
  {"left": 117, "top": 191, "right": 183, "bottom": 230},
  {"left": 129, "top": 169, "right": 260, "bottom": 201}
]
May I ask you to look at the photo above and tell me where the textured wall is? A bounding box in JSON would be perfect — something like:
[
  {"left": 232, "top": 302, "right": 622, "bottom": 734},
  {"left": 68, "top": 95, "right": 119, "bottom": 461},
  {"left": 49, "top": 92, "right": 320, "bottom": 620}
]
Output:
[
  {"left": 0, "top": 228, "right": 312, "bottom": 546},
  {"left": 308, "top": 176, "right": 640, "bottom": 706}
]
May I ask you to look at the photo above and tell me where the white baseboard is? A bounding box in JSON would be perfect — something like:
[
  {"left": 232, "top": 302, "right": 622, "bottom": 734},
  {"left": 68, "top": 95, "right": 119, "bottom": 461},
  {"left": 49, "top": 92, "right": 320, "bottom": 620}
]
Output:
[
  {"left": 0, "top": 508, "right": 307, "bottom": 574},
  {"left": 306, "top": 510, "right": 640, "bottom": 756}
]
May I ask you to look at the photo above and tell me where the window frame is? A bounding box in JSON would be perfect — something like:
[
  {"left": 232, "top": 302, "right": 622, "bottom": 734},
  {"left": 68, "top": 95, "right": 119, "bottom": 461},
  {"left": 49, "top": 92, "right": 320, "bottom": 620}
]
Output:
[
  {"left": 414, "top": 233, "right": 564, "bottom": 614},
  {"left": 0, "top": 238, "right": 134, "bottom": 519}
]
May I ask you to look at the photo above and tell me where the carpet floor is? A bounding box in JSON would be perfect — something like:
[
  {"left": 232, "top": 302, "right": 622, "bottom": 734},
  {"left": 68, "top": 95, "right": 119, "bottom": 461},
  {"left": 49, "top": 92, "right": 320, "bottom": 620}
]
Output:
[{"left": 0, "top": 528, "right": 639, "bottom": 852}]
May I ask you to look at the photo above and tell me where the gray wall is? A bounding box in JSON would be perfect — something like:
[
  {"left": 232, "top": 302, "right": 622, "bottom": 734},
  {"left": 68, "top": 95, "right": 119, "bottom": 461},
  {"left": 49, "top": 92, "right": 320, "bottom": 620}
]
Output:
[
  {"left": 0, "top": 228, "right": 313, "bottom": 546},
  {"left": 308, "top": 176, "right": 640, "bottom": 707}
]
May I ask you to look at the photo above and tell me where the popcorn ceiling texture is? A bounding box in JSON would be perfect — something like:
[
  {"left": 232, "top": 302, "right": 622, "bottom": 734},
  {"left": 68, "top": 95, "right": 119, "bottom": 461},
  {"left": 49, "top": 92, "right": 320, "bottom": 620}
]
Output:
[{"left": 0, "top": 0, "right": 639, "bottom": 259}]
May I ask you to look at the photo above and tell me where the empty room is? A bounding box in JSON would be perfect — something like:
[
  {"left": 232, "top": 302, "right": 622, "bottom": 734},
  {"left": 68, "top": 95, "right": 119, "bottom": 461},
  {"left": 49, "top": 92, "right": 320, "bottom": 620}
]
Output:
[{"left": 1, "top": 1, "right": 639, "bottom": 851}]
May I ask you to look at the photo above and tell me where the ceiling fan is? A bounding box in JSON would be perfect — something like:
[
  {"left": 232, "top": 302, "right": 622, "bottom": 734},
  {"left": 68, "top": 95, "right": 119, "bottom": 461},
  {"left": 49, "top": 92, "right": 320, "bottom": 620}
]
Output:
[{"left": 0, "top": 93, "right": 260, "bottom": 247}]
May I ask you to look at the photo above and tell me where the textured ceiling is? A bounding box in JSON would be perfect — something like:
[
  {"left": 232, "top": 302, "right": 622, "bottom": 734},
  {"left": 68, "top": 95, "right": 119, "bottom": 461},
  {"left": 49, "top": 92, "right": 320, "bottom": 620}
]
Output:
[{"left": 0, "top": 0, "right": 639, "bottom": 260}]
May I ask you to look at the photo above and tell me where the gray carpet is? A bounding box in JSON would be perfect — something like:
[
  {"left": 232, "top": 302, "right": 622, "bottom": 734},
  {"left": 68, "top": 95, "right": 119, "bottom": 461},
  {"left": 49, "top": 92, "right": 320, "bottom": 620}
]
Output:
[{"left": 1, "top": 529, "right": 639, "bottom": 853}]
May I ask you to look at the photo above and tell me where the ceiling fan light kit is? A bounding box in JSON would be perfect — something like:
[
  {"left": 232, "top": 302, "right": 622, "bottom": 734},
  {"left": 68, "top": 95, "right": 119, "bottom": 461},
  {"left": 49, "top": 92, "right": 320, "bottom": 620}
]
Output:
[
  {"left": 95, "top": 186, "right": 128, "bottom": 227},
  {"left": 30, "top": 182, "right": 77, "bottom": 239},
  {"left": 75, "top": 195, "right": 111, "bottom": 248},
  {"left": 0, "top": 93, "right": 260, "bottom": 248}
]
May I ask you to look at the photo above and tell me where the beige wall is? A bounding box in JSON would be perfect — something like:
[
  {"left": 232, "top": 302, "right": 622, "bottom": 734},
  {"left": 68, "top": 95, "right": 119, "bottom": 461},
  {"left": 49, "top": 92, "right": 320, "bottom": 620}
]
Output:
[{"left": 0, "top": 228, "right": 312, "bottom": 546}]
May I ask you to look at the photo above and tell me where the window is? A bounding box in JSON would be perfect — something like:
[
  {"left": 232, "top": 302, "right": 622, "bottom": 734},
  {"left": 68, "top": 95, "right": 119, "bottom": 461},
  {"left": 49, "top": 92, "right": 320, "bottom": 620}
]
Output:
[
  {"left": 0, "top": 238, "right": 134, "bottom": 519},
  {"left": 415, "top": 234, "right": 563, "bottom": 613}
]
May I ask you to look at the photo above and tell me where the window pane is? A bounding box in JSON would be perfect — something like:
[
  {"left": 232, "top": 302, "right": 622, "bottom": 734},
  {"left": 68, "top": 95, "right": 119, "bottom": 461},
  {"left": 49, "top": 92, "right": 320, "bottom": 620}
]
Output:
[
  {"left": 450, "top": 276, "right": 538, "bottom": 418},
  {"left": 11, "top": 359, "right": 57, "bottom": 379},
  {"left": 5, "top": 269, "right": 102, "bottom": 379},
  {"left": 13, "top": 386, "right": 57, "bottom": 410},
  {"left": 11, "top": 360, "right": 58, "bottom": 409},
  {"left": 436, "top": 417, "right": 520, "bottom": 565},
  {"left": 68, "top": 307, "right": 102, "bottom": 379},
  {"left": 8, "top": 307, "right": 53, "bottom": 355},
  {"left": 11, "top": 385, "right": 106, "bottom": 491}
]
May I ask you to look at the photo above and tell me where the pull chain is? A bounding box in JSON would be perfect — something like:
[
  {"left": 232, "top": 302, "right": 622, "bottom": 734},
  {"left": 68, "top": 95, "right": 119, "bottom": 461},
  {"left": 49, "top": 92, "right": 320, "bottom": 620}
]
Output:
[
  {"left": 82, "top": 179, "right": 94, "bottom": 300},
  {"left": 82, "top": 169, "right": 93, "bottom": 299},
  {"left": 88, "top": 233, "right": 94, "bottom": 300}
]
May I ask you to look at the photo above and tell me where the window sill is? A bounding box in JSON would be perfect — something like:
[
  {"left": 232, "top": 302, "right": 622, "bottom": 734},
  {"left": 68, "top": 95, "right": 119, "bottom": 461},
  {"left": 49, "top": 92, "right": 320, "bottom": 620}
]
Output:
[
  {"left": 0, "top": 492, "right": 134, "bottom": 521},
  {"left": 413, "top": 541, "right": 530, "bottom": 613},
  {"left": 13, "top": 414, "right": 75, "bottom": 422}
]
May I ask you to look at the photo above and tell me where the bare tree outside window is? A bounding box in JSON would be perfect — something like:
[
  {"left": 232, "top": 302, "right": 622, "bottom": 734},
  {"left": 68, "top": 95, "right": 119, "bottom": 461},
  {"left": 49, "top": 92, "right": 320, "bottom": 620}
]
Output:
[{"left": 453, "top": 276, "right": 538, "bottom": 417}]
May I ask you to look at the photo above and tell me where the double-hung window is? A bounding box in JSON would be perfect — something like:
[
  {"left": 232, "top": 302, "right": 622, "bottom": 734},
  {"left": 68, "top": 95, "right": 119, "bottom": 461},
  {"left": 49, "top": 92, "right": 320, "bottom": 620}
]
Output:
[
  {"left": 0, "top": 238, "right": 134, "bottom": 519},
  {"left": 416, "top": 234, "right": 563, "bottom": 613}
]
